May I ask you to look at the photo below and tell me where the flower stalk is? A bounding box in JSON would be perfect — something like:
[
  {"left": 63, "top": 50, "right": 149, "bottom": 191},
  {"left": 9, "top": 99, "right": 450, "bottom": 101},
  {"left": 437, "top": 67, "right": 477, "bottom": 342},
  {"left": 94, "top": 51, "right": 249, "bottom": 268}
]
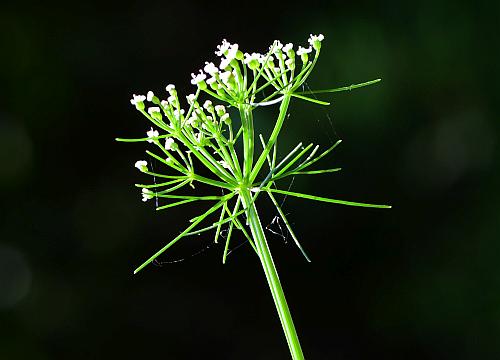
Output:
[
  {"left": 240, "top": 188, "right": 304, "bottom": 360},
  {"left": 118, "top": 33, "right": 390, "bottom": 359}
]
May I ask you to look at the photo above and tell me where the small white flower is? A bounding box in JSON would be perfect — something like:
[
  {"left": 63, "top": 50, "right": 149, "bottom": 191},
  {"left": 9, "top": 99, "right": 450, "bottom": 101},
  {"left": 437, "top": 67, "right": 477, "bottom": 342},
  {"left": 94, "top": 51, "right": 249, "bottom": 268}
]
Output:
[
  {"left": 226, "top": 44, "right": 239, "bottom": 60},
  {"left": 135, "top": 160, "right": 148, "bottom": 172},
  {"left": 218, "top": 160, "right": 231, "bottom": 169},
  {"left": 190, "top": 70, "right": 207, "bottom": 85},
  {"left": 160, "top": 100, "right": 169, "bottom": 108},
  {"left": 214, "top": 105, "right": 226, "bottom": 116},
  {"left": 272, "top": 40, "right": 283, "bottom": 52},
  {"left": 142, "top": 188, "right": 154, "bottom": 202},
  {"left": 146, "top": 127, "right": 159, "bottom": 143},
  {"left": 215, "top": 39, "right": 231, "bottom": 56},
  {"left": 244, "top": 52, "right": 261, "bottom": 70},
  {"left": 203, "top": 100, "right": 213, "bottom": 110},
  {"left": 185, "top": 115, "right": 197, "bottom": 127},
  {"left": 173, "top": 109, "right": 185, "bottom": 118},
  {"left": 220, "top": 71, "right": 232, "bottom": 84},
  {"left": 207, "top": 77, "right": 217, "bottom": 85},
  {"left": 167, "top": 95, "right": 177, "bottom": 105},
  {"left": 186, "top": 93, "right": 197, "bottom": 104},
  {"left": 219, "top": 57, "right": 232, "bottom": 70},
  {"left": 285, "top": 58, "right": 295, "bottom": 70},
  {"left": 164, "top": 137, "right": 176, "bottom": 150},
  {"left": 166, "top": 84, "right": 176, "bottom": 93},
  {"left": 220, "top": 113, "right": 231, "bottom": 125},
  {"left": 308, "top": 34, "right": 325, "bottom": 50},
  {"left": 259, "top": 54, "right": 275, "bottom": 64},
  {"left": 244, "top": 52, "right": 260, "bottom": 64},
  {"left": 297, "top": 46, "right": 312, "bottom": 56},
  {"left": 130, "top": 94, "right": 146, "bottom": 105},
  {"left": 147, "top": 91, "right": 154, "bottom": 102},
  {"left": 204, "top": 62, "right": 219, "bottom": 76},
  {"left": 283, "top": 43, "right": 293, "bottom": 53},
  {"left": 147, "top": 107, "right": 161, "bottom": 115}
]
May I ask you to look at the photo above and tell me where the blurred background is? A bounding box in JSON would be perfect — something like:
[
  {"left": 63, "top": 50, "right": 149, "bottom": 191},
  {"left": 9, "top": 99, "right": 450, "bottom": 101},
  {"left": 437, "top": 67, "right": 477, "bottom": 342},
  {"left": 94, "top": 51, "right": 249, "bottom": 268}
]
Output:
[{"left": 1, "top": 0, "right": 499, "bottom": 359}]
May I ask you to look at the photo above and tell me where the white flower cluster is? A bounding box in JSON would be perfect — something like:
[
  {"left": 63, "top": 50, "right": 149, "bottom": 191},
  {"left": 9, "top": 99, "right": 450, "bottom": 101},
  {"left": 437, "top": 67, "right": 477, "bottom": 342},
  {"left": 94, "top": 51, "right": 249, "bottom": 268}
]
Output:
[
  {"left": 186, "top": 34, "right": 324, "bottom": 100},
  {"left": 128, "top": 33, "right": 326, "bottom": 202},
  {"left": 130, "top": 34, "right": 325, "bottom": 111},
  {"left": 129, "top": 84, "right": 191, "bottom": 129}
]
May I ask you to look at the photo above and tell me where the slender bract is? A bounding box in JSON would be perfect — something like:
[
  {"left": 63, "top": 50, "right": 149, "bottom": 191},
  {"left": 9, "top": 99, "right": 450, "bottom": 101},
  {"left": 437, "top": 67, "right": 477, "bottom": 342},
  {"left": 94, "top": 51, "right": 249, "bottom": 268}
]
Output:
[{"left": 117, "top": 34, "right": 389, "bottom": 360}]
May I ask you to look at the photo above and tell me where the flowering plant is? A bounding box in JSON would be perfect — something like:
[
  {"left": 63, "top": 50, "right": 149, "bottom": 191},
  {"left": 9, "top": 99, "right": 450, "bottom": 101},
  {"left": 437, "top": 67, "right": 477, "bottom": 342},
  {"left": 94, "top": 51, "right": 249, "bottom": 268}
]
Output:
[{"left": 117, "top": 34, "right": 390, "bottom": 360}]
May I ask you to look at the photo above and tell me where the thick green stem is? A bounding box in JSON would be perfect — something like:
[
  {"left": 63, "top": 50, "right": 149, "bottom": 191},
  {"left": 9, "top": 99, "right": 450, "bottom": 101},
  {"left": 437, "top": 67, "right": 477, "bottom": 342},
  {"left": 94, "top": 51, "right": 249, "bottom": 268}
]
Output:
[{"left": 240, "top": 189, "right": 305, "bottom": 360}]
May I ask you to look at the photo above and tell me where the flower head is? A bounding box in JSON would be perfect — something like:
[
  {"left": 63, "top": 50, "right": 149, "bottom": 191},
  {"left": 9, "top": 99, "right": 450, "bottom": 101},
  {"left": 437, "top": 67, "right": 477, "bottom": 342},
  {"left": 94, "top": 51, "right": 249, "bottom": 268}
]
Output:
[
  {"left": 147, "top": 107, "right": 162, "bottom": 120},
  {"left": 226, "top": 44, "right": 241, "bottom": 61},
  {"left": 297, "top": 46, "right": 313, "bottom": 63},
  {"left": 214, "top": 105, "right": 226, "bottom": 116},
  {"left": 308, "top": 34, "right": 324, "bottom": 51},
  {"left": 146, "top": 127, "right": 159, "bottom": 143},
  {"left": 164, "top": 137, "right": 176, "bottom": 151},
  {"left": 130, "top": 94, "right": 146, "bottom": 110},
  {"left": 204, "top": 62, "right": 219, "bottom": 76},
  {"left": 141, "top": 188, "right": 154, "bottom": 202},
  {"left": 134, "top": 160, "right": 148, "bottom": 172},
  {"left": 186, "top": 93, "right": 197, "bottom": 104},
  {"left": 220, "top": 113, "right": 231, "bottom": 125},
  {"left": 147, "top": 107, "right": 161, "bottom": 115},
  {"left": 190, "top": 70, "right": 207, "bottom": 89},
  {"left": 297, "top": 46, "right": 312, "bottom": 56},
  {"left": 203, "top": 100, "right": 213, "bottom": 112},
  {"left": 166, "top": 84, "right": 176, "bottom": 93},
  {"left": 147, "top": 91, "right": 155, "bottom": 102},
  {"left": 244, "top": 52, "right": 261, "bottom": 70},
  {"left": 219, "top": 57, "right": 232, "bottom": 71},
  {"left": 272, "top": 40, "right": 283, "bottom": 52},
  {"left": 215, "top": 39, "right": 231, "bottom": 56}
]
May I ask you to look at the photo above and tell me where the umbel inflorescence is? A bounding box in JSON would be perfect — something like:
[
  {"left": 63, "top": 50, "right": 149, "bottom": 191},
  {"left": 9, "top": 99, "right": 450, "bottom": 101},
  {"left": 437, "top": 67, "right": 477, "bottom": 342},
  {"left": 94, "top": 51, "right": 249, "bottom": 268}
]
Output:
[{"left": 118, "top": 33, "right": 389, "bottom": 360}]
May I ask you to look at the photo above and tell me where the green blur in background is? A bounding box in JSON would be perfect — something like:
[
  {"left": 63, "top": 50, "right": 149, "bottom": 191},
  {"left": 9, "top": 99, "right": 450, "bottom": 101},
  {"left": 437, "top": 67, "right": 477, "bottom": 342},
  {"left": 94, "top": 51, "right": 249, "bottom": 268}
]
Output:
[{"left": 1, "top": 1, "right": 499, "bottom": 359}]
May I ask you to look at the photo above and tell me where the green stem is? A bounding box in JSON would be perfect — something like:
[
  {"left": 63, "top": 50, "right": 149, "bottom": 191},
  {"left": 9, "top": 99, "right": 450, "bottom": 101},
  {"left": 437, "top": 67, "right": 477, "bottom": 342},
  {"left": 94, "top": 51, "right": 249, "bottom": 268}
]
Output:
[
  {"left": 240, "top": 189, "right": 305, "bottom": 360},
  {"left": 250, "top": 94, "right": 292, "bottom": 183},
  {"left": 239, "top": 104, "right": 254, "bottom": 182}
]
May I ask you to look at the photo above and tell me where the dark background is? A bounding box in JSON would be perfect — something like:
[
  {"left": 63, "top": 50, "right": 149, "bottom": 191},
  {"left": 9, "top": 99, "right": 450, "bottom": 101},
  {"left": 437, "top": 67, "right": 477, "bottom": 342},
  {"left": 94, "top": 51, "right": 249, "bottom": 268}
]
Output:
[{"left": 1, "top": 1, "right": 499, "bottom": 359}]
